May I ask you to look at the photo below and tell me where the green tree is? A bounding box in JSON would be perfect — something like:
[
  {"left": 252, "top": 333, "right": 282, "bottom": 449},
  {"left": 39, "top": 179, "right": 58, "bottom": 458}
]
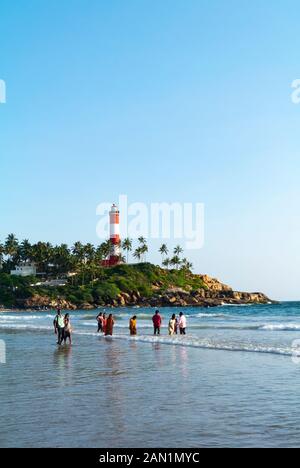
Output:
[
  {"left": 159, "top": 244, "right": 168, "bottom": 265},
  {"left": 31, "top": 242, "right": 53, "bottom": 274},
  {"left": 174, "top": 245, "right": 183, "bottom": 256},
  {"left": 122, "top": 238, "right": 132, "bottom": 263},
  {"left": 5, "top": 234, "right": 19, "bottom": 260},
  {"left": 170, "top": 255, "right": 181, "bottom": 270},
  {"left": 19, "top": 239, "right": 33, "bottom": 262},
  {"left": 133, "top": 247, "right": 143, "bottom": 263}
]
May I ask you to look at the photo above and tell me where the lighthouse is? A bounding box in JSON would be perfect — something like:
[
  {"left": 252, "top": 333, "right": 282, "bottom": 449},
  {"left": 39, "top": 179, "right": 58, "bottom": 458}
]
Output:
[
  {"left": 102, "top": 204, "right": 121, "bottom": 267},
  {"left": 109, "top": 203, "right": 120, "bottom": 262}
]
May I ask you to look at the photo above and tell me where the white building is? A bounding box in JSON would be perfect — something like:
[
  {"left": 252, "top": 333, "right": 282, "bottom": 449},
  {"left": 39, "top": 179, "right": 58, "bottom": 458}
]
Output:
[{"left": 11, "top": 262, "right": 37, "bottom": 277}]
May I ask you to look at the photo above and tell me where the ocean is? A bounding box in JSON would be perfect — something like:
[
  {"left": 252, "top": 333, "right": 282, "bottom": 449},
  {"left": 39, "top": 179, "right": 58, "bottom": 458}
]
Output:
[{"left": 1, "top": 302, "right": 300, "bottom": 448}]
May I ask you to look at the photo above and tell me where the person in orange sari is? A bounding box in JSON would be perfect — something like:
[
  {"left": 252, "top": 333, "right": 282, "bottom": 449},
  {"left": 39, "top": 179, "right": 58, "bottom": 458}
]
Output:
[
  {"left": 102, "top": 313, "right": 107, "bottom": 335},
  {"left": 105, "top": 314, "right": 114, "bottom": 336},
  {"left": 129, "top": 316, "right": 137, "bottom": 335}
]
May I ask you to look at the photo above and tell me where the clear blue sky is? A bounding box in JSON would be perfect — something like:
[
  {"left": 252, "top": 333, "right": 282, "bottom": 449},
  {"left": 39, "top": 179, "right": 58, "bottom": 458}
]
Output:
[{"left": 1, "top": 0, "right": 300, "bottom": 300}]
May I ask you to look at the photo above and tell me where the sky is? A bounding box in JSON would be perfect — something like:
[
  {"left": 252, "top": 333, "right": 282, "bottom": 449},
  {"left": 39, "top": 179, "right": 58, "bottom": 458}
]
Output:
[{"left": 1, "top": 0, "right": 300, "bottom": 300}]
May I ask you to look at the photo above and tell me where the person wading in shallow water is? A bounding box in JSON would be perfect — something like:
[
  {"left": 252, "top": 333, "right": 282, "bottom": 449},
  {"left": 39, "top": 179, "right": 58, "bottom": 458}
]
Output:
[
  {"left": 178, "top": 312, "right": 187, "bottom": 335},
  {"left": 168, "top": 314, "right": 176, "bottom": 335},
  {"left": 63, "top": 313, "right": 72, "bottom": 345},
  {"left": 152, "top": 310, "right": 162, "bottom": 335},
  {"left": 102, "top": 313, "right": 107, "bottom": 334},
  {"left": 129, "top": 315, "right": 137, "bottom": 335},
  {"left": 105, "top": 314, "right": 114, "bottom": 336},
  {"left": 96, "top": 312, "right": 103, "bottom": 333},
  {"left": 53, "top": 308, "right": 65, "bottom": 345}
]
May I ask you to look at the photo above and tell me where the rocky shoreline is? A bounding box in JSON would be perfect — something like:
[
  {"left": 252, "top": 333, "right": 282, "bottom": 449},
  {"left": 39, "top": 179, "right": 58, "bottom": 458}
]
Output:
[{"left": 1, "top": 274, "right": 275, "bottom": 311}]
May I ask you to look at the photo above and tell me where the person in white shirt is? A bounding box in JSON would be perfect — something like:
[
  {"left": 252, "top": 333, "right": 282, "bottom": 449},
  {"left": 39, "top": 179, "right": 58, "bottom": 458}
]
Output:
[{"left": 178, "top": 312, "right": 187, "bottom": 335}]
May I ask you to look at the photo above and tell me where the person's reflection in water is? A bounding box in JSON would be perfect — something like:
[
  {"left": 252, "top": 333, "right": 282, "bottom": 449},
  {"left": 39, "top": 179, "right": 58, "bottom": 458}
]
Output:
[
  {"left": 53, "top": 345, "right": 73, "bottom": 386},
  {"left": 98, "top": 342, "right": 126, "bottom": 445},
  {"left": 178, "top": 346, "right": 189, "bottom": 380}
]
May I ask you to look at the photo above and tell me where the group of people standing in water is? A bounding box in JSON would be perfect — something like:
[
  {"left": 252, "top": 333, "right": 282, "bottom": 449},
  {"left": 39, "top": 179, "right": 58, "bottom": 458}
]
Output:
[
  {"left": 152, "top": 310, "right": 187, "bottom": 336},
  {"left": 96, "top": 312, "right": 115, "bottom": 336},
  {"left": 53, "top": 308, "right": 187, "bottom": 345},
  {"left": 97, "top": 310, "right": 187, "bottom": 337},
  {"left": 53, "top": 309, "right": 72, "bottom": 345}
]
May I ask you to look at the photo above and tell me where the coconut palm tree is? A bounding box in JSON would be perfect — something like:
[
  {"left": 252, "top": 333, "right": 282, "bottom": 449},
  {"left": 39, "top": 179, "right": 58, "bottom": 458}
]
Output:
[
  {"left": 174, "top": 245, "right": 183, "bottom": 256},
  {"left": 159, "top": 244, "right": 168, "bottom": 265},
  {"left": 162, "top": 257, "right": 170, "bottom": 269},
  {"left": 31, "top": 242, "right": 53, "bottom": 274},
  {"left": 133, "top": 247, "right": 143, "bottom": 263},
  {"left": 5, "top": 233, "right": 19, "bottom": 260},
  {"left": 72, "top": 241, "right": 85, "bottom": 263},
  {"left": 84, "top": 243, "right": 96, "bottom": 263},
  {"left": 140, "top": 243, "right": 148, "bottom": 262},
  {"left": 97, "top": 241, "right": 111, "bottom": 261},
  {"left": 170, "top": 255, "right": 181, "bottom": 270},
  {"left": 181, "top": 258, "right": 193, "bottom": 271},
  {"left": 122, "top": 238, "right": 132, "bottom": 263},
  {"left": 19, "top": 239, "right": 33, "bottom": 262},
  {"left": 138, "top": 236, "right": 147, "bottom": 245},
  {"left": 0, "top": 243, "right": 4, "bottom": 270}
]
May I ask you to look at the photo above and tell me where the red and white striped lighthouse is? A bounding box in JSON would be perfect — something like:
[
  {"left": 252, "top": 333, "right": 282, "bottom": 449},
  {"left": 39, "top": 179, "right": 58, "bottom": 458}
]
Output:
[
  {"left": 101, "top": 203, "right": 122, "bottom": 267},
  {"left": 109, "top": 203, "right": 120, "bottom": 262}
]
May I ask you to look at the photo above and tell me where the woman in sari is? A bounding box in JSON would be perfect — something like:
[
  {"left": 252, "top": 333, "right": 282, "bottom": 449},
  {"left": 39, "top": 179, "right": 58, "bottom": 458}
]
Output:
[
  {"left": 129, "top": 316, "right": 137, "bottom": 335},
  {"left": 102, "top": 313, "right": 107, "bottom": 335},
  {"left": 105, "top": 314, "right": 114, "bottom": 336}
]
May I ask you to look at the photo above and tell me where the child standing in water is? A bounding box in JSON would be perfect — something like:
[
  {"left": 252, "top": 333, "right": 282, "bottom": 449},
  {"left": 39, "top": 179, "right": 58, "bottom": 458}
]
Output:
[{"left": 129, "top": 316, "right": 137, "bottom": 335}]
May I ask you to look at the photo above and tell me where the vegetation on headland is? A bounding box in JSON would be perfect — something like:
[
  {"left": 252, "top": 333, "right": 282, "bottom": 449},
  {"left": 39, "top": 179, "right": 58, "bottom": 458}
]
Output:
[{"left": 0, "top": 234, "right": 272, "bottom": 309}]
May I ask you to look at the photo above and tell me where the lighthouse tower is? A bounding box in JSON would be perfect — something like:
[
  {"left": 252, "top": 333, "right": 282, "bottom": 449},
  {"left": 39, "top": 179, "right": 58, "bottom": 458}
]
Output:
[{"left": 101, "top": 204, "right": 122, "bottom": 267}]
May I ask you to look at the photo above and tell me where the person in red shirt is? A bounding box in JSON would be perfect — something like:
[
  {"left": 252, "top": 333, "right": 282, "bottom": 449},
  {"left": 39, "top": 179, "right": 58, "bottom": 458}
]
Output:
[{"left": 152, "top": 310, "right": 162, "bottom": 335}]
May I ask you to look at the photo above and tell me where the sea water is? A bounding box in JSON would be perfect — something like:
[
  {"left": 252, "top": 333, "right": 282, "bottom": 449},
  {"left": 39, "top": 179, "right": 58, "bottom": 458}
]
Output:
[{"left": 1, "top": 302, "right": 300, "bottom": 447}]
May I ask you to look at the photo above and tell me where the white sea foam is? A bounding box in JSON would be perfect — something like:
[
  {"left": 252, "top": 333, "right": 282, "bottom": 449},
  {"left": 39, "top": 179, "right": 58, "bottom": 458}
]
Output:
[
  {"left": 0, "top": 322, "right": 294, "bottom": 357},
  {"left": 102, "top": 334, "right": 293, "bottom": 357},
  {"left": 0, "top": 314, "right": 54, "bottom": 320},
  {"left": 191, "top": 313, "right": 228, "bottom": 318},
  {"left": 259, "top": 323, "right": 300, "bottom": 331}
]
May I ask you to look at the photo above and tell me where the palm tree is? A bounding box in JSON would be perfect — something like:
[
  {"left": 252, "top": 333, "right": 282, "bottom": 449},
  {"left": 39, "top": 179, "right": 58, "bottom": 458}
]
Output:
[
  {"left": 133, "top": 247, "right": 142, "bottom": 263},
  {"left": 170, "top": 255, "right": 181, "bottom": 270},
  {"left": 181, "top": 258, "right": 193, "bottom": 271},
  {"left": 19, "top": 239, "right": 32, "bottom": 262},
  {"left": 72, "top": 241, "right": 85, "bottom": 263},
  {"left": 0, "top": 243, "right": 4, "bottom": 269},
  {"left": 122, "top": 238, "right": 132, "bottom": 264},
  {"left": 159, "top": 244, "right": 168, "bottom": 265},
  {"left": 174, "top": 245, "right": 183, "bottom": 256},
  {"left": 137, "top": 237, "right": 148, "bottom": 262},
  {"left": 53, "top": 244, "right": 71, "bottom": 275},
  {"left": 5, "top": 234, "right": 19, "bottom": 260},
  {"left": 97, "top": 241, "right": 111, "bottom": 261},
  {"left": 84, "top": 243, "right": 95, "bottom": 263},
  {"left": 162, "top": 257, "right": 170, "bottom": 269},
  {"left": 31, "top": 242, "right": 53, "bottom": 274},
  {"left": 140, "top": 243, "right": 148, "bottom": 262}
]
